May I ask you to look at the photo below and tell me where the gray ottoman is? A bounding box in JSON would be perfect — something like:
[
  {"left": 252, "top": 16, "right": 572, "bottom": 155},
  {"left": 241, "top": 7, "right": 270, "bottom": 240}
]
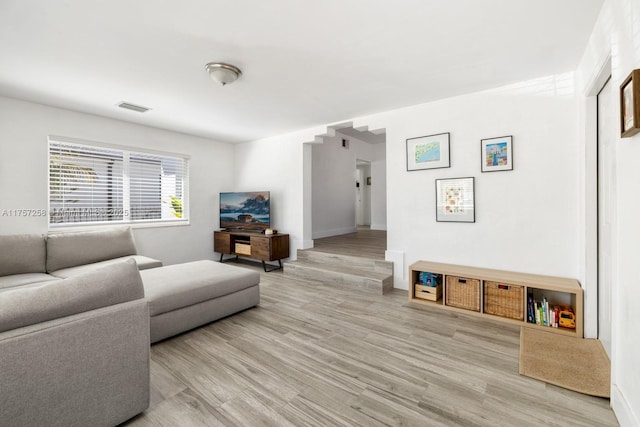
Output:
[{"left": 140, "top": 260, "right": 260, "bottom": 343}]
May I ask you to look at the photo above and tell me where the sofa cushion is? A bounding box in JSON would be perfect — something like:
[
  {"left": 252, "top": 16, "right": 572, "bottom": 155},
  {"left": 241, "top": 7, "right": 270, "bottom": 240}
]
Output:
[
  {"left": 0, "top": 234, "right": 46, "bottom": 276},
  {"left": 46, "top": 227, "right": 138, "bottom": 273},
  {"left": 140, "top": 260, "right": 260, "bottom": 316},
  {"left": 0, "top": 260, "right": 145, "bottom": 333},
  {"left": 0, "top": 273, "right": 60, "bottom": 291},
  {"left": 50, "top": 255, "right": 163, "bottom": 278}
]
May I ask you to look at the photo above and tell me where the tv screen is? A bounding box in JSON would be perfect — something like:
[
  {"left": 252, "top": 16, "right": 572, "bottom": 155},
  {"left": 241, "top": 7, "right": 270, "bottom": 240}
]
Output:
[{"left": 219, "top": 191, "right": 270, "bottom": 231}]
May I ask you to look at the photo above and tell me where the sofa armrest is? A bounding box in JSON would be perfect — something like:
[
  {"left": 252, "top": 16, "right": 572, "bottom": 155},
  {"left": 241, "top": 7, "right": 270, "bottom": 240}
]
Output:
[
  {"left": 0, "top": 259, "right": 144, "bottom": 333},
  {"left": 0, "top": 299, "right": 150, "bottom": 427}
]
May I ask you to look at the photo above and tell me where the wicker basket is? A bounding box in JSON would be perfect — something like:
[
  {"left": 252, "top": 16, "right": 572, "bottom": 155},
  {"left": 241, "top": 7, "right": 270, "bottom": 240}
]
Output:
[
  {"left": 445, "top": 276, "right": 481, "bottom": 312},
  {"left": 235, "top": 242, "right": 251, "bottom": 256},
  {"left": 484, "top": 281, "right": 524, "bottom": 320}
]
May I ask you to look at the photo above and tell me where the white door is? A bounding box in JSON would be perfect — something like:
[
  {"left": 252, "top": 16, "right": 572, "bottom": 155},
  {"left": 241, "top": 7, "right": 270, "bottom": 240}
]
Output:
[{"left": 597, "top": 77, "right": 614, "bottom": 358}]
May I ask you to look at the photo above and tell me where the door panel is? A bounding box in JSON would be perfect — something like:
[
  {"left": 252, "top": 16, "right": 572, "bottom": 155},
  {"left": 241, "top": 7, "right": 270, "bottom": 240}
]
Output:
[{"left": 597, "top": 77, "right": 614, "bottom": 358}]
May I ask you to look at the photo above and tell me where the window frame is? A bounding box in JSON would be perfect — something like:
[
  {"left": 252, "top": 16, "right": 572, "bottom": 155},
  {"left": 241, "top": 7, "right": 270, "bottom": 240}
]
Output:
[{"left": 48, "top": 135, "right": 190, "bottom": 230}]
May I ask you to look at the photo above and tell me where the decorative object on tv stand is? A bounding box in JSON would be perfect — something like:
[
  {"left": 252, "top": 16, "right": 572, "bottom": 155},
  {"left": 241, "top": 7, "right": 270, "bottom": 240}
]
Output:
[
  {"left": 620, "top": 69, "right": 640, "bottom": 137},
  {"left": 435, "top": 177, "right": 475, "bottom": 223},
  {"left": 481, "top": 135, "right": 513, "bottom": 172},
  {"left": 205, "top": 62, "right": 242, "bottom": 86},
  {"left": 406, "top": 132, "right": 450, "bottom": 171}
]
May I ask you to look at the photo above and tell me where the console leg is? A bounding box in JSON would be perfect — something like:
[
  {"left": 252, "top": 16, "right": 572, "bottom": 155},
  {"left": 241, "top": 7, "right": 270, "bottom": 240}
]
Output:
[
  {"left": 219, "top": 254, "right": 239, "bottom": 263},
  {"left": 262, "top": 260, "right": 283, "bottom": 272}
]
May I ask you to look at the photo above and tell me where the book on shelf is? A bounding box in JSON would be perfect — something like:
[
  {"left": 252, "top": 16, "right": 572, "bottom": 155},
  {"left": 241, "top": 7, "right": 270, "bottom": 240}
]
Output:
[{"left": 527, "top": 293, "right": 566, "bottom": 328}]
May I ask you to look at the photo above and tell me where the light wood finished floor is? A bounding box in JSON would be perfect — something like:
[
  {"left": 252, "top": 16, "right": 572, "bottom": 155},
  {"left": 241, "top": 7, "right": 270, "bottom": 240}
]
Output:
[
  {"left": 124, "top": 269, "right": 617, "bottom": 426},
  {"left": 309, "top": 227, "right": 386, "bottom": 260}
]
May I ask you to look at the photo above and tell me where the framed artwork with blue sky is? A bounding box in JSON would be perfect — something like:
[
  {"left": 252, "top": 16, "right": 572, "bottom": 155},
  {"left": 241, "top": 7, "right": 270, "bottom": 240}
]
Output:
[{"left": 481, "top": 135, "right": 513, "bottom": 172}]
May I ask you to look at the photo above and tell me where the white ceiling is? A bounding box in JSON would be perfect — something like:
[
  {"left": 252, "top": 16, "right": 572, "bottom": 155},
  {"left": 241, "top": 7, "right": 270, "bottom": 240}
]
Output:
[{"left": 0, "top": 0, "right": 603, "bottom": 143}]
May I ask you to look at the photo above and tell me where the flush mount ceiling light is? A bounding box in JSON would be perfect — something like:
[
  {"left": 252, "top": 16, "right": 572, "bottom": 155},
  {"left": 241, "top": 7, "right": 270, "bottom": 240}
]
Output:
[{"left": 205, "top": 62, "right": 242, "bottom": 86}]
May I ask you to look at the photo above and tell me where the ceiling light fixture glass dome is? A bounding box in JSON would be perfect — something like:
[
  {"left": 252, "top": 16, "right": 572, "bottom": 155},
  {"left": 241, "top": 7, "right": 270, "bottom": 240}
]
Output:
[{"left": 205, "top": 62, "right": 242, "bottom": 86}]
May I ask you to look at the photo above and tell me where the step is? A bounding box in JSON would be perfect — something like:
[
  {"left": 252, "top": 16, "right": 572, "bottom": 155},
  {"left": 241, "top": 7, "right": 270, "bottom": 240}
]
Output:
[
  {"left": 283, "top": 259, "right": 393, "bottom": 295},
  {"left": 296, "top": 250, "right": 393, "bottom": 276}
]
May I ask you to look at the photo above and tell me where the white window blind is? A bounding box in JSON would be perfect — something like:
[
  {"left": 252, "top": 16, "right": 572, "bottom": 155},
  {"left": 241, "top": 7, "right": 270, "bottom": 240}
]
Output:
[{"left": 49, "top": 138, "right": 188, "bottom": 226}]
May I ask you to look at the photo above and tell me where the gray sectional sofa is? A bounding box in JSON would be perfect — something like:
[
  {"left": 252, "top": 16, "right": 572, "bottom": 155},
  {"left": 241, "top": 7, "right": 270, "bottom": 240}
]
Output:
[{"left": 0, "top": 227, "right": 261, "bottom": 426}]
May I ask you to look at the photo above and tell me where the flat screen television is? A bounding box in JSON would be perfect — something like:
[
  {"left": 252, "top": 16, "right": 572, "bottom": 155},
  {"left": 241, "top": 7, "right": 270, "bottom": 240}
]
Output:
[{"left": 219, "top": 191, "right": 270, "bottom": 231}]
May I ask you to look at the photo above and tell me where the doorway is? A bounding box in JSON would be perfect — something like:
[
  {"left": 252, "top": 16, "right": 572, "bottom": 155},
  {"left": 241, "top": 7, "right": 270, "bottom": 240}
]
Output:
[{"left": 307, "top": 125, "right": 387, "bottom": 240}]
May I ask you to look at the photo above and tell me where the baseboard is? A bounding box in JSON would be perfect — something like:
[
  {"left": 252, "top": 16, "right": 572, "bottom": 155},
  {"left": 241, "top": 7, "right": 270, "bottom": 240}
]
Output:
[
  {"left": 370, "top": 224, "right": 387, "bottom": 230},
  {"left": 612, "top": 383, "right": 639, "bottom": 427},
  {"left": 312, "top": 227, "right": 357, "bottom": 239}
]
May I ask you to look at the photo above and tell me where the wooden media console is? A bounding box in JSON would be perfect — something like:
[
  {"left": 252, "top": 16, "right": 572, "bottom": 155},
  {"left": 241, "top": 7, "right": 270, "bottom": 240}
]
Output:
[{"left": 214, "top": 230, "right": 289, "bottom": 272}]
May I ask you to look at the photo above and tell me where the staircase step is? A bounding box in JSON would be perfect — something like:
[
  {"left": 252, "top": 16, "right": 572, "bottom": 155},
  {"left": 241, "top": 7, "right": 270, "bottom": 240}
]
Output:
[
  {"left": 296, "top": 250, "right": 393, "bottom": 276},
  {"left": 283, "top": 259, "right": 393, "bottom": 295}
]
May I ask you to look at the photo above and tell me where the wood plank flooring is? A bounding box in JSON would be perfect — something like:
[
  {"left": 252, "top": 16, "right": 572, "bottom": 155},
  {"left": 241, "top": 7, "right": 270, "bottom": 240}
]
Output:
[
  {"left": 310, "top": 227, "right": 386, "bottom": 260},
  {"left": 123, "top": 262, "right": 618, "bottom": 426}
]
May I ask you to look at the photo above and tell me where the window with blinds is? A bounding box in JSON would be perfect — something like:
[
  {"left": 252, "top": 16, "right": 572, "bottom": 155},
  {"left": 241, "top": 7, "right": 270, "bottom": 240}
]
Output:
[{"left": 49, "top": 138, "right": 188, "bottom": 226}]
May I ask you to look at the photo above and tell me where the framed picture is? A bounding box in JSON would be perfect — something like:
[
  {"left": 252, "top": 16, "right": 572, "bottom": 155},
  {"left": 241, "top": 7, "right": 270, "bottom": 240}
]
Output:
[
  {"left": 435, "top": 177, "right": 475, "bottom": 223},
  {"left": 620, "top": 69, "right": 640, "bottom": 138},
  {"left": 406, "top": 132, "right": 450, "bottom": 171},
  {"left": 481, "top": 135, "right": 513, "bottom": 172},
  {"left": 366, "top": 176, "right": 371, "bottom": 185}
]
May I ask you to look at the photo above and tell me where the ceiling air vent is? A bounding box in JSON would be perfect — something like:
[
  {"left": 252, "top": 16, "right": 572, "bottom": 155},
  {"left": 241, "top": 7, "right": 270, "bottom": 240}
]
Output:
[{"left": 117, "top": 102, "right": 150, "bottom": 113}]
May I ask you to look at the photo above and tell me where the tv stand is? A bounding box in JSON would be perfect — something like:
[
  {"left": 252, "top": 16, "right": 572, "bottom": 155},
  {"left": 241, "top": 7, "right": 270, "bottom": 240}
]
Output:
[{"left": 213, "top": 230, "right": 289, "bottom": 272}]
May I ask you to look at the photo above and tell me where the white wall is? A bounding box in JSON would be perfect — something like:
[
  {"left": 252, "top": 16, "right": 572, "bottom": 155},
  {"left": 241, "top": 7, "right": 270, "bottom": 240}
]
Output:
[
  {"left": 577, "top": 1, "right": 640, "bottom": 425},
  {"left": 359, "top": 139, "right": 388, "bottom": 231},
  {"left": 370, "top": 159, "right": 387, "bottom": 230},
  {"left": 373, "top": 76, "right": 579, "bottom": 289},
  {"left": 0, "top": 96, "right": 235, "bottom": 265},
  {"left": 233, "top": 131, "right": 310, "bottom": 258},
  {"left": 312, "top": 135, "right": 357, "bottom": 238}
]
